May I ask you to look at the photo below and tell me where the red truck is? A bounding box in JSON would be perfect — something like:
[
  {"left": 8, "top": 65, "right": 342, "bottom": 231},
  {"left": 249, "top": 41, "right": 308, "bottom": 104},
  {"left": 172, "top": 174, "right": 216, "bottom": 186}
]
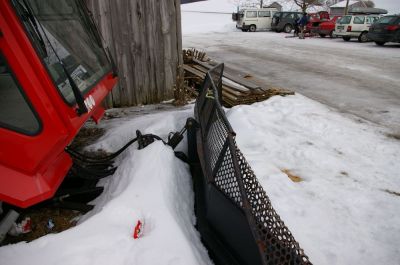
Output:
[
  {"left": 317, "top": 15, "right": 343, "bottom": 38},
  {"left": 306, "top": 11, "right": 330, "bottom": 34}
]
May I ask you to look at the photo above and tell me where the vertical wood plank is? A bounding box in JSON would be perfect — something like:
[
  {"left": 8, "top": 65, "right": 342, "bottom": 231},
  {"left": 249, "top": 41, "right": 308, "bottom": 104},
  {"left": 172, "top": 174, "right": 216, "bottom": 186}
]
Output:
[{"left": 86, "top": 0, "right": 182, "bottom": 107}]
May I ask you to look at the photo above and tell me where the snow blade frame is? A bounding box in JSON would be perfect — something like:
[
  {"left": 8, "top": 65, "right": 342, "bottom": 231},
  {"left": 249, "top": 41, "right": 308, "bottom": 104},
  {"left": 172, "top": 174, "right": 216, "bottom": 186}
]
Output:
[{"left": 187, "top": 63, "right": 311, "bottom": 265}]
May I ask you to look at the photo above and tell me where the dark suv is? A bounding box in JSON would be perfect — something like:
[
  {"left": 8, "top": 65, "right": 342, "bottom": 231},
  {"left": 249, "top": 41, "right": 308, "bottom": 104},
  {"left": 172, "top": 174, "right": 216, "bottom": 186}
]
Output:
[
  {"left": 272, "top": 12, "right": 303, "bottom": 33},
  {"left": 368, "top": 15, "right": 400, "bottom": 46}
]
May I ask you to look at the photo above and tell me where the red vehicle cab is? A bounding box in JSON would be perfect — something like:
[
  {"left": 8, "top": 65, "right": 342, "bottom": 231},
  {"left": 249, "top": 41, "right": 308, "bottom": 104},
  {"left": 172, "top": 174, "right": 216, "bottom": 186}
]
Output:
[
  {"left": 0, "top": 0, "right": 117, "bottom": 208},
  {"left": 306, "top": 11, "right": 330, "bottom": 34},
  {"left": 318, "top": 15, "right": 343, "bottom": 38}
]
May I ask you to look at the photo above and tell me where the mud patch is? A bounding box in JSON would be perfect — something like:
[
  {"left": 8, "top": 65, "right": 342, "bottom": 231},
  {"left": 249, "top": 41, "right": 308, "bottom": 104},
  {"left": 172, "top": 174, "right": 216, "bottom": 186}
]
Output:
[
  {"left": 1, "top": 208, "right": 80, "bottom": 246},
  {"left": 282, "top": 169, "right": 303, "bottom": 183},
  {"left": 69, "top": 126, "right": 106, "bottom": 152},
  {"left": 386, "top": 133, "right": 400, "bottom": 141},
  {"left": 383, "top": 189, "right": 400, "bottom": 197}
]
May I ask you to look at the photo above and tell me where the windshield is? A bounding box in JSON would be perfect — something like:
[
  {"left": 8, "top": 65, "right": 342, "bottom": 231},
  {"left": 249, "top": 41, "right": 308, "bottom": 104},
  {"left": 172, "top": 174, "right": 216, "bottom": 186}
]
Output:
[
  {"left": 12, "top": 0, "right": 110, "bottom": 105},
  {"left": 273, "top": 12, "right": 281, "bottom": 18},
  {"left": 339, "top": 16, "right": 352, "bottom": 24}
]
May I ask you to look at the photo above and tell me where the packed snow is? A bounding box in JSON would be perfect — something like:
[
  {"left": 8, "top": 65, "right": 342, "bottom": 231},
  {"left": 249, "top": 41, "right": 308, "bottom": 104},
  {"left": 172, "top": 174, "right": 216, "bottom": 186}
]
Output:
[{"left": 1, "top": 1, "right": 400, "bottom": 265}]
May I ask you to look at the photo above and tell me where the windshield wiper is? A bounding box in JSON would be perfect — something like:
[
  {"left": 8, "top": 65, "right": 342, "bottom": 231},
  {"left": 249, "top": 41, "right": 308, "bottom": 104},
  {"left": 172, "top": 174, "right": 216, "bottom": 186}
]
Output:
[
  {"left": 14, "top": 0, "right": 48, "bottom": 58},
  {"left": 19, "top": 0, "right": 88, "bottom": 116}
]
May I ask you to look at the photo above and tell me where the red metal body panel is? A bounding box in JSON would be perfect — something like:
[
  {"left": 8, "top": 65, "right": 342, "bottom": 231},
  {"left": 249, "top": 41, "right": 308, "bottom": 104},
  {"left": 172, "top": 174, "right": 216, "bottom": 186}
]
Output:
[
  {"left": 306, "top": 11, "right": 330, "bottom": 33},
  {"left": 0, "top": 1, "right": 117, "bottom": 208},
  {"left": 318, "top": 16, "right": 342, "bottom": 36}
]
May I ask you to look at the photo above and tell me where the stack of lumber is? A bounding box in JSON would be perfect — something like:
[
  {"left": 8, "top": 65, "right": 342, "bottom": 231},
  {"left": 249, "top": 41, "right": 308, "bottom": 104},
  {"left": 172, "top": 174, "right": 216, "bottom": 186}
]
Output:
[{"left": 183, "top": 57, "right": 294, "bottom": 107}]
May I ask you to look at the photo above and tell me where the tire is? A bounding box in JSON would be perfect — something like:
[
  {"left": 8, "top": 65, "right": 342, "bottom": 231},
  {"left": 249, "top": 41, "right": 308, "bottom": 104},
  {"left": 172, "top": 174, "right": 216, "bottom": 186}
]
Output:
[
  {"left": 343, "top": 36, "right": 351, "bottom": 41},
  {"left": 249, "top": 24, "right": 256, "bottom": 32},
  {"left": 375, "top": 41, "right": 386, "bottom": 46},
  {"left": 284, "top": 24, "right": 293, "bottom": 33},
  {"left": 358, "top": 32, "right": 369, "bottom": 43},
  {"left": 319, "top": 34, "right": 326, "bottom": 38},
  {"left": 329, "top": 30, "right": 334, "bottom": 38},
  {"left": 241, "top": 29, "right": 247, "bottom": 32}
]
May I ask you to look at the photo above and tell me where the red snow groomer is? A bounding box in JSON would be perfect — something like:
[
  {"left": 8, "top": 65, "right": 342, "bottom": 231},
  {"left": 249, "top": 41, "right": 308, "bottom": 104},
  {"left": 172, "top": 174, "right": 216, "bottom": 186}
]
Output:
[{"left": 0, "top": 0, "right": 118, "bottom": 211}]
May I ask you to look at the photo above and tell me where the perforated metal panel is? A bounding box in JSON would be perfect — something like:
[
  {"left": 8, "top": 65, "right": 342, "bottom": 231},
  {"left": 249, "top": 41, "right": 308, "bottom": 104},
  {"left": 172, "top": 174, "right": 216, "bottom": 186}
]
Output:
[
  {"left": 206, "top": 110, "right": 229, "bottom": 172},
  {"left": 214, "top": 146, "right": 243, "bottom": 207},
  {"left": 195, "top": 63, "right": 311, "bottom": 265},
  {"left": 236, "top": 149, "right": 310, "bottom": 264}
]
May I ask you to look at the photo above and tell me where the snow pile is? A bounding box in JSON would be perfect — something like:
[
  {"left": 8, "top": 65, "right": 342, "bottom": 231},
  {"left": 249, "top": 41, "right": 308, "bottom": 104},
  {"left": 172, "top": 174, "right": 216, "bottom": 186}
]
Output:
[
  {"left": 0, "top": 108, "right": 212, "bottom": 265},
  {"left": 181, "top": 12, "right": 234, "bottom": 35},
  {"left": 2, "top": 95, "right": 399, "bottom": 265},
  {"left": 181, "top": 0, "right": 236, "bottom": 13},
  {"left": 227, "top": 94, "right": 400, "bottom": 265}
]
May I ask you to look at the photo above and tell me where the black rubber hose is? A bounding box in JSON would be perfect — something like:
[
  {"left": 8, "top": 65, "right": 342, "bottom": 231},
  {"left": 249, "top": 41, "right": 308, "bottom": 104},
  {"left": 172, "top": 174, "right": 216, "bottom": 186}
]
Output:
[
  {"left": 65, "top": 134, "right": 167, "bottom": 164},
  {"left": 65, "top": 137, "right": 138, "bottom": 163}
]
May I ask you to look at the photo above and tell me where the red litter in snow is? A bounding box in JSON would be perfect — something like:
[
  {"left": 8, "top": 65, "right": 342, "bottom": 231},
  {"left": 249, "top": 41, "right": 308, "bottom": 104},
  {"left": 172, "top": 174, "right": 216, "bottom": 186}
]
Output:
[
  {"left": 21, "top": 217, "right": 32, "bottom": 233},
  {"left": 133, "top": 220, "right": 143, "bottom": 239}
]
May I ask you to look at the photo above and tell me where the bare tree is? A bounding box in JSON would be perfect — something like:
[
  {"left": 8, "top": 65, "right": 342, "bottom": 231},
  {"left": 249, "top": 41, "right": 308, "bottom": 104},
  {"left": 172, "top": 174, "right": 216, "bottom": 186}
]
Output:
[
  {"left": 344, "top": 0, "right": 350, "bottom": 14},
  {"left": 361, "top": 0, "right": 375, "bottom": 7},
  {"left": 229, "top": 0, "right": 270, "bottom": 8},
  {"left": 292, "top": 0, "right": 325, "bottom": 12}
]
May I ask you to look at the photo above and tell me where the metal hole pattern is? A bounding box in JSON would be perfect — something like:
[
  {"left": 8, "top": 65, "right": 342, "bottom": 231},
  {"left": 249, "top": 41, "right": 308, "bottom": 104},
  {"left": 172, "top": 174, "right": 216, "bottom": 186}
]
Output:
[
  {"left": 236, "top": 149, "right": 311, "bottom": 265},
  {"left": 206, "top": 109, "right": 229, "bottom": 172},
  {"left": 197, "top": 64, "right": 311, "bottom": 264},
  {"left": 214, "top": 146, "right": 243, "bottom": 207}
]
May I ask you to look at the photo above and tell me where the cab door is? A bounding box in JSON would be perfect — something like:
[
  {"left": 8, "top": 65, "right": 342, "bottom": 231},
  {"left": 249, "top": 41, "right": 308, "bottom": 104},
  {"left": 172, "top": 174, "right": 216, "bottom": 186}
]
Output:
[
  {"left": 0, "top": 2, "right": 71, "bottom": 207},
  {"left": 258, "top": 10, "right": 272, "bottom": 29}
]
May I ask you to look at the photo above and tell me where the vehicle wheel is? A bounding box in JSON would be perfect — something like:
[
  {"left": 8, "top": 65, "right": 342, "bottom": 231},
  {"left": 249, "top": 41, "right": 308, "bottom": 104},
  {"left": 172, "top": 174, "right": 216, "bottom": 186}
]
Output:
[
  {"left": 284, "top": 24, "right": 293, "bottom": 33},
  {"left": 241, "top": 29, "right": 246, "bottom": 32},
  {"left": 358, "top": 32, "right": 369, "bottom": 43},
  {"left": 375, "top": 41, "right": 386, "bottom": 46},
  {"left": 342, "top": 36, "right": 351, "bottom": 41},
  {"left": 329, "top": 30, "right": 334, "bottom": 38},
  {"left": 319, "top": 34, "right": 326, "bottom": 38},
  {"left": 249, "top": 25, "right": 256, "bottom": 32}
]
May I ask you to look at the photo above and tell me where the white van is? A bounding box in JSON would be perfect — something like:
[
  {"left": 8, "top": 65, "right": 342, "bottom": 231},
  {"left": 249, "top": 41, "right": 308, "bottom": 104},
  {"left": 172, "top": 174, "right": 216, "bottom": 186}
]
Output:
[{"left": 232, "top": 8, "right": 278, "bottom": 32}]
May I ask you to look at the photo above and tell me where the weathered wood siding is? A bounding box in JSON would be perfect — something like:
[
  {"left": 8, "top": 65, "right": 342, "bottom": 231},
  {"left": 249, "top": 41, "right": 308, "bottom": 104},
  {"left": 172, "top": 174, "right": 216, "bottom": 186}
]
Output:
[{"left": 86, "top": 0, "right": 183, "bottom": 107}]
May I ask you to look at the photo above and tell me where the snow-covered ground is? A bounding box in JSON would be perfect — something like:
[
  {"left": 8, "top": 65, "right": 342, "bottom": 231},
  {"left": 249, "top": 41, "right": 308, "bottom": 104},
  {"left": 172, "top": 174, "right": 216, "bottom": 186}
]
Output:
[{"left": 1, "top": 1, "right": 400, "bottom": 265}]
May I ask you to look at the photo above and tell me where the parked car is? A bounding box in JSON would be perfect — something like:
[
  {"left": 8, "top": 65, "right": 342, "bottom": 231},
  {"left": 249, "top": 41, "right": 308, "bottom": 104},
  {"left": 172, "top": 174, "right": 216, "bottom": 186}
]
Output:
[
  {"left": 367, "top": 15, "right": 400, "bottom": 46},
  {"left": 317, "top": 15, "right": 342, "bottom": 38},
  {"left": 306, "top": 11, "right": 330, "bottom": 34},
  {"left": 232, "top": 8, "right": 278, "bottom": 32},
  {"left": 271, "top": 11, "right": 303, "bottom": 33},
  {"left": 334, "top": 14, "right": 381, "bottom": 42}
]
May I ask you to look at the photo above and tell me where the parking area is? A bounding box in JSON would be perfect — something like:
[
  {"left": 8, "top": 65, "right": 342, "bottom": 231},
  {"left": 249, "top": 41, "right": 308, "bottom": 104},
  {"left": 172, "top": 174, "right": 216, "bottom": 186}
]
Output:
[{"left": 183, "top": 25, "right": 400, "bottom": 134}]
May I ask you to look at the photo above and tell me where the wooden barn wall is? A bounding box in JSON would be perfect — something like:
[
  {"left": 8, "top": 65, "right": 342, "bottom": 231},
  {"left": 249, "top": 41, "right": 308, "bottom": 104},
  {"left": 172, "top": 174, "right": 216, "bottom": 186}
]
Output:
[{"left": 86, "top": 0, "right": 183, "bottom": 107}]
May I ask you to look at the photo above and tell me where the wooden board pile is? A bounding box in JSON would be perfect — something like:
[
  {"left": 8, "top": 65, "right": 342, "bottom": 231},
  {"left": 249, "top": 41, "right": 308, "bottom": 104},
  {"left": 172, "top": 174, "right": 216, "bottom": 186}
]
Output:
[{"left": 183, "top": 50, "right": 294, "bottom": 107}]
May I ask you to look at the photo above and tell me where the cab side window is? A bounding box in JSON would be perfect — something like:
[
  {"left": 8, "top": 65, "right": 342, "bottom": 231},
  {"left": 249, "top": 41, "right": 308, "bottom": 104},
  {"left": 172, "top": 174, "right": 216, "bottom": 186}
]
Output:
[
  {"left": 246, "top": 11, "right": 257, "bottom": 18},
  {"left": 353, "top": 16, "right": 365, "bottom": 24},
  {"left": 258, "top": 11, "right": 271, "bottom": 17},
  {"left": 0, "top": 53, "right": 40, "bottom": 135}
]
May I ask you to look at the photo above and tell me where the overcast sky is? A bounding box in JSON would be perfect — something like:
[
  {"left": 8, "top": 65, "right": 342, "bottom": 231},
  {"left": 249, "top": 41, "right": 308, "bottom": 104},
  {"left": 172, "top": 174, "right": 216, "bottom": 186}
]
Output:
[{"left": 375, "top": 0, "right": 399, "bottom": 14}]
